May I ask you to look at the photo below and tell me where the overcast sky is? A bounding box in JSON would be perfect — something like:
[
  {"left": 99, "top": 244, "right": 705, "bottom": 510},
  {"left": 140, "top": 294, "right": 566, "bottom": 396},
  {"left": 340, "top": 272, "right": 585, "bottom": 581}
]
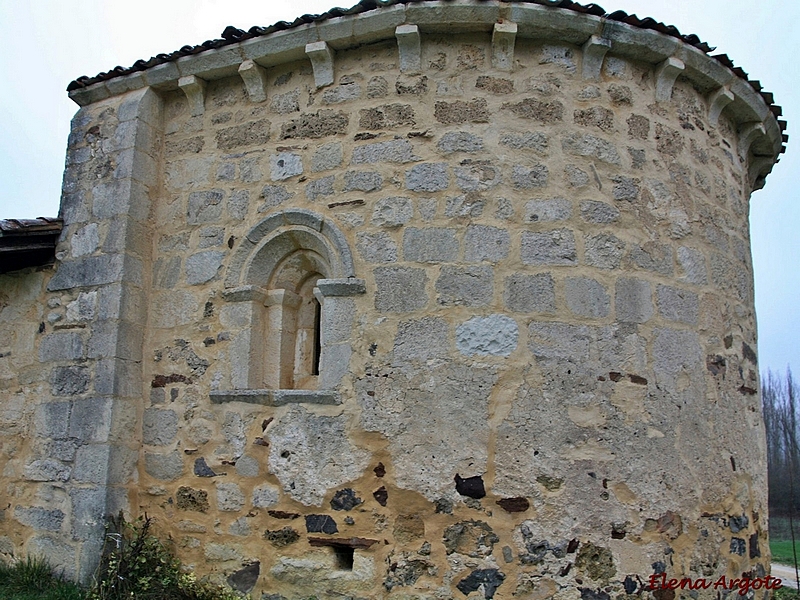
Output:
[{"left": 0, "top": 0, "right": 796, "bottom": 376}]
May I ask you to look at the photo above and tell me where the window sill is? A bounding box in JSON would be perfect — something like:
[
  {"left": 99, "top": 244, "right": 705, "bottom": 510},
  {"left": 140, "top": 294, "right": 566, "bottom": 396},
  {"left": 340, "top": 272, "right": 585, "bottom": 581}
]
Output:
[{"left": 209, "top": 389, "right": 340, "bottom": 406}]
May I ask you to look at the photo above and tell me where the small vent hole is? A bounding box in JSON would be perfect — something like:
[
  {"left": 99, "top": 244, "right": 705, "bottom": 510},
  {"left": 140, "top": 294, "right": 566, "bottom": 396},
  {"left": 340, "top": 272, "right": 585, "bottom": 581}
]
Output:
[{"left": 333, "top": 546, "right": 354, "bottom": 570}]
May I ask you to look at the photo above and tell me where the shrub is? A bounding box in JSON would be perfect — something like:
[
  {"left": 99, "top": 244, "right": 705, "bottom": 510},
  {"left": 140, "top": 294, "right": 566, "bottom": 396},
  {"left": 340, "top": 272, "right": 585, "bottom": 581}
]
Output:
[{"left": 89, "top": 512, "right": 241, "bottom": 600}]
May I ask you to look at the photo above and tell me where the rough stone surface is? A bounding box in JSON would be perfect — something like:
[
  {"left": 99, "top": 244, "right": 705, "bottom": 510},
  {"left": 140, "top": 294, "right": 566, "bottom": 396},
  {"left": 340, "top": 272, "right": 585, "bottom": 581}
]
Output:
[
  {"left": 464, "top": 225, "right": 510, "bottom": 263},
  {"left": 562, "top": 133, "right": 621, "bottom": 164},
  {"left": 270, "top": 152, "right": 303, "bottom": 181},
  {"left": 359, "top": 103, "right": 414, "bottom": 129},
  {"left": 524, "top": 198, "right": 571, "bottom": 222},
  {"left": 511, "top": 164, "right": 548, "bottom": 189},
  {"left": 280, "top": 110, "right": 348, "bottom": 139},
  {"left": 500, "top": 131, "right": 547, "bottom": 153},
  {"left": 436, "top": 265, "right": 493, "bottom": 307},
  {"left": 504, "top": 98, "right": 564, "bottom": 123},
  {"left": 615, "top": 278, "right": 654, "bottom": 323},
  {"left": 304, "top": 176, "right": 335, "bottom": 201},
  {"left": 434, "top": 98, "right": 489, "bottom": 124},
  {"left": 142, "top": 409, "right": 178, "bottom": 446},
  {"left": 629, "top": 242, "right": 673, "bottom": 275},
  {"left": 50, "top": 366, "right": 89, "bottom": 396},
  {"left": 677, "top": 246, "right": 708, "bottom": 284},
  {"left": 311, "top": 142, "right": 342, "bottom": 172},
  {"left": 521, "top": 230, "right": 577, "bottom": 265},
  {"left": 394, "top": 317, "right": 449, "bottom": 362},
  {"left": 580, "top": 201, "right": 619, "bottom": 224},
  {"left": 268, "top": 406, "right": 370, "bottom": 506},
  {"left": 456, "top": 315, "right": 519, "bottom": 357},
  {"left": 252, "top": 484, "right": 280, "bottom": 508},
  {"left": 405, "top": 163, "right": 449, "bottom": 192},
  {"left": 144, "top": 451, "right": 184, "bottom": 481},
  {"left": 185, "top": 251, "right": 224, "bottom": 285},
  {"left": 343, "top": 170, "right": 383, "bottom": 192},
  {"left": 353, "top": 139, "right": 417, "bottom": 164},
  {"left": 356, "top": 231, "right": 397, "bottom": 263},
  {"left": 374, "top": 267, "right": 428, "bottom": 312},
  {"left": 360, "top": 363, "right": 496, "bottom": 500},
  {"left": 216, "top": 120, "right": 270, "bottom": 149},
  {"left": 565, "top": 277, "right": 610, "bottom": 318},
  {"left": 656, "top": 284, "right": 699, "bottom": 324},
  {"left": 372, "top": 197, "right": 413, "bottom": 228},
  {"left": 403, "top": 228, "right": 458, "bottom": 263},
  {"left": 437, "top": 131, "right": 484, "bottom": 154},
  {"left": 14, "top": 506, "right": 65, "bottom": 532},
  {"left": 504, "top": 274, "right": 556, "bottom": 313},
  {"left": 216, "top": 483, "right": 245, "bottom": 511},
  {"left": 585, "top": 233, "right": 625, "bottom": 269}
]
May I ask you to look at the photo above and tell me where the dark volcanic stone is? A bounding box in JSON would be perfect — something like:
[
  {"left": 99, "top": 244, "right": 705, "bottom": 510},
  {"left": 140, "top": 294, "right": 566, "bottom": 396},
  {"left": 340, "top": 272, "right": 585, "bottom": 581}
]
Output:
[
  {"left": 305, "top": 514, "right": 338, "bottom": 534},
  {"left": 193, "top": 457, "right": 217, "bottom": 477},
  {"left": 331, "top": 488, "right": 363, "bottom": 511},
  {"left": 496, "top": 497, "right": 529, "bottom": 513},
  {"left": 227, "top": 561, "right": 259, "bottom": 593},
  {"left": 455, "top": 473, "right": 486, "bottom": 499},
  {"left": 456, "top": 569, "right": 505, "bottom": 598},
  {"left": 373, "top": 486, "right": 388, "bottom": 507}
]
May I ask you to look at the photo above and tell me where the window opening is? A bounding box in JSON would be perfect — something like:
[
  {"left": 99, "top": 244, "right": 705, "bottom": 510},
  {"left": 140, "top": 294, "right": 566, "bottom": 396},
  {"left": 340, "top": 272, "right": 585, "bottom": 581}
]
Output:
[{"left": 312, "top": 298, "right": 321, "bottom": 377}]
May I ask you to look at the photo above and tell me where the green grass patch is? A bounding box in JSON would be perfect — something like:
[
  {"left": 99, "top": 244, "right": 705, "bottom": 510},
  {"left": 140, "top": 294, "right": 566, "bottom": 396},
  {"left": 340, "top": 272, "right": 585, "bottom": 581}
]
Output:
[
  {"left": 0, "top": 556, "right": 84, "bottom": 600},
  {"left": 772, "top": 540, "right": 800, "bottom": 565},
  {"left": 775, "top": 586, "right": 800, "bottom": 600}
]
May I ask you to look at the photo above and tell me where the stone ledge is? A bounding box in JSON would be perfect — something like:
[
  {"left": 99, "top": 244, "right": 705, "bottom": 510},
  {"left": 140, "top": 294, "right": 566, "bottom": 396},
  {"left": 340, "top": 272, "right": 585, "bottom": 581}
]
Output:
[
  {"left": 210, "top": 389, "right": 340, "bottom": 406},
  {"left": 65, "top": 0, "right": 782, "bottom": 189}
]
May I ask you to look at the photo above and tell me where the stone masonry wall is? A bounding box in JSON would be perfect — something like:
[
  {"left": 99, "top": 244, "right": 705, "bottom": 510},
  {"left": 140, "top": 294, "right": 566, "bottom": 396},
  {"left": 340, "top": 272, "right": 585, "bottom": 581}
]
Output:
[{"left": 0, "top": 11, "right": 771, "bottom": 600}]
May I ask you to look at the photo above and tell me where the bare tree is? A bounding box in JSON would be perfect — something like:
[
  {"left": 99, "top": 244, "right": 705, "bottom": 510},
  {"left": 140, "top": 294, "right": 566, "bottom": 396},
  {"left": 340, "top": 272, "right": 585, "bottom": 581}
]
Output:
[{"left": 763, "top": 368, "right": 800, "bottom": 589}]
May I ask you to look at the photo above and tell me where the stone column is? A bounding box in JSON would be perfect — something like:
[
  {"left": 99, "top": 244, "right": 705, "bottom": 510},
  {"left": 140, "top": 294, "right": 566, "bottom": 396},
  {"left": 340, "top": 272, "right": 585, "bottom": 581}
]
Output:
[{"left": 35, "top": 87, "right": 162, "bottom": 581}]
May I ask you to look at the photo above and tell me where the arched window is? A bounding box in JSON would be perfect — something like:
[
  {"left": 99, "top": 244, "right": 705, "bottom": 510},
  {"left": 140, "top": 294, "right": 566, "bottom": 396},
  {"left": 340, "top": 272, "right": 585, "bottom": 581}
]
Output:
[{"left": 212, "top": 210, "right": 364, "bottom": 406}]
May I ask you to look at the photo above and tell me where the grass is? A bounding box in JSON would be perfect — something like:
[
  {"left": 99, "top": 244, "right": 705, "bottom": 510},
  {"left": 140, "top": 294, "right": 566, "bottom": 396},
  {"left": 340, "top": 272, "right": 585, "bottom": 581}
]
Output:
[
  {"left": 772, "top": 540, "right": 800, "bottom": 565},
  {"left": 775, "top": 587, "right": 800, "bottom": 600},
  {"left": 0, "top": 556, "right": 84, "bottom": 600}
]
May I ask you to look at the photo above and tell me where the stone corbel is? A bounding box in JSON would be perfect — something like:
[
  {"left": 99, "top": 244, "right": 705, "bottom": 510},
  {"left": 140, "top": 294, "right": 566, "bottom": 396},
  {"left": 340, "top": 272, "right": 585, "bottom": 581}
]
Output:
[
  {"left": 492, "top": 22, "right": 517, "bottom": 71},
  {"left": 738, "top": 121, "right": 767, "bottom": 159},
  {"left": 178, "top": 75, "right": 207, "bottom": 116},
  {"left": 395, "top": 25, "right": 421, "bottom": 73},
  {"left": 708, "top": 86, "right": 734, "bottom": 126},
  {"left": 748, "top": 155, "right": 774, "bottom": 191},
  {"left": 655, "top": 57, "right": 685, "bottom": 102},
  {"left": 582, "top": 35, "right": 611, "bottom": 80},
  {"left": 305, "top": 41, "right": 335, "bottom": 88},
  {"left": 238, "top": 60, "right": 269, "bottom": 103}
]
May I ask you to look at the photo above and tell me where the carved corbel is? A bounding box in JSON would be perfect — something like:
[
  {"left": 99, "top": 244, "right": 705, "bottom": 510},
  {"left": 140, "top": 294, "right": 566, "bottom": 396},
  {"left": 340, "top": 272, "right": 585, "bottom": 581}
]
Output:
[
  {"left": 178, "top": 75, "right": 207, "bottom": 116},
  {"left": 492, "top": 22, "right": 518, "bottom": 71},
  {"left": 708, "top": 86, "right": 734, "bottom": 126},
  {"left": 582, "top": 35, "right": 611, "bottom": 80},
  {"left": 396, "top": 25, "right": 421, "bottom": 73},
  {"left": 238, "top": 60, "right": 269, "bottom": 103},
  {"left": 738, "top": 121, "right": 767, "bottom": 159},
  {"left": 655, "top": 57, "right": 685, "bottom": 102},
  {"left": 306, "top": 41, "right": 335, "bottom": 88}
]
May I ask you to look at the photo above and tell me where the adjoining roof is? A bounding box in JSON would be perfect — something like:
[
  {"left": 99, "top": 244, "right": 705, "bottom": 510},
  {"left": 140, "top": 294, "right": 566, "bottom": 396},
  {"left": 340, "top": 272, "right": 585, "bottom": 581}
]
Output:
[
  {"left": 0, "top": 218, "right": 63, "bottom": 274},
  {"left": 64, "top": 0, "right": 781, "bottom": 117}
]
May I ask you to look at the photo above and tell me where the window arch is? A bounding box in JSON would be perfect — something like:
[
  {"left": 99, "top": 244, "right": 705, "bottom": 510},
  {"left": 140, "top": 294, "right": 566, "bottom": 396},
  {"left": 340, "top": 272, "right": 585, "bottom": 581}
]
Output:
[{"left": 214, "top": 210, "right": 364, "bottom": 405}]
